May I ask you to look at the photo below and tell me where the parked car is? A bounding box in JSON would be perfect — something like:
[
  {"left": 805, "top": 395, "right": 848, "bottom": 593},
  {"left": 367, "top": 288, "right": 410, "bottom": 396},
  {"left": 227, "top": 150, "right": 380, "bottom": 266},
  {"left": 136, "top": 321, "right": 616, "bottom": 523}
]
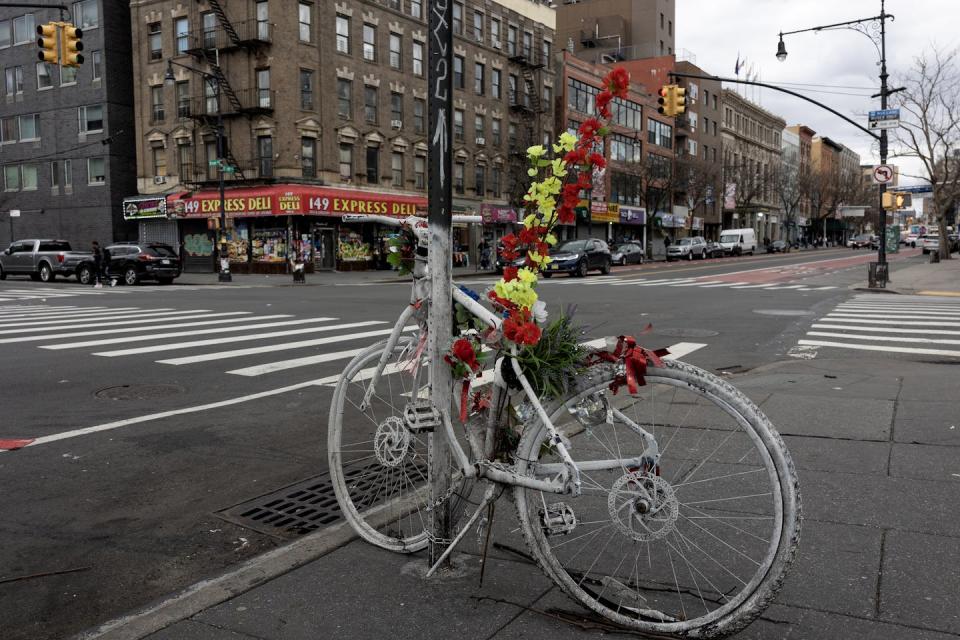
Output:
[
  {"left": 918, "top": 234, "right": 940, "bottom": 255},
  {"left": 666, "top": 236, "right": 707, "bottom": 261},
  {"left": 718, "top": 228, "right": 758, "bottom": 256},
  {"left": 494, "top": 244, "right": 527, "bottom": 274},
  {"left": 766, "top": 240, "right": 789, "bottom": 253},
  {"left": 949, "top": 233, "right": 960, "bottom": 252},
  {"left": 847, "top": 233, "right": 873, "bottom": 249},
  {"left": 543, "top": 239, "right": 611, "bottom": 277},
  {"left": 83, "top": 242, "right": 181, "bottom": 285},
  {"left": 0, "top": 239, "right": 93, "bottom": 282},
  {"left": 704, "top": 240, "right": 725, "bottom": 258},
  {"left": 903, "top": 233, "right": 920, "bottom": 247},
  {"left": 610, "top": 242, "right": 644, "bottom": 265}
]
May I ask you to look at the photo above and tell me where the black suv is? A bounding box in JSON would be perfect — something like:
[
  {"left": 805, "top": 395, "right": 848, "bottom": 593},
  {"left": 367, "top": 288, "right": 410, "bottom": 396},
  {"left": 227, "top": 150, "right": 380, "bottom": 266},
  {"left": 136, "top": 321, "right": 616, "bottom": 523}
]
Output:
[
  {"left": 101, "top": 242, "right": 181, "bottom": 285},
  {"left": 544, "top": 238, "right": 612, "bottom": 277}
]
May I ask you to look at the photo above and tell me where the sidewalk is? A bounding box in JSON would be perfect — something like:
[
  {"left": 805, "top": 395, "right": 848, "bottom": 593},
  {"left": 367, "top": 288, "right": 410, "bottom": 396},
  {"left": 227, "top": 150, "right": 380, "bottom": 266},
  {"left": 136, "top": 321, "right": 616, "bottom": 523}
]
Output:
[
  {"left": 173, "top": 265, "right": 496, "bottom": 287},
  {"left": 78, "top": 356, "right": 960, "bottom": 640},
  {"left": 856, "top": 252, "right": 960, "bottom": 296}
]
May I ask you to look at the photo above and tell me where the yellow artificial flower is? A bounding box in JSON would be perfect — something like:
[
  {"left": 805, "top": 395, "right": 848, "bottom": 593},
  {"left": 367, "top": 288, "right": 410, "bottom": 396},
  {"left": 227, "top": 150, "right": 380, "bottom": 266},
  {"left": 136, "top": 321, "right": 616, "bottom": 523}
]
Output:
[
  {"left": 517, "top": 267, "right": 538, "bottom": 284},
  {"left": 527, "top": 168, "right": 538, "bottom": 177},
  {"left": 526, "top": 145, "right": 546, "bottom": 160},
  {"left": 551, "top": 158, "right": 568, "bottom": 177},
  {"left": 545, "top": 233, "right": 558, "bottom": 246}
]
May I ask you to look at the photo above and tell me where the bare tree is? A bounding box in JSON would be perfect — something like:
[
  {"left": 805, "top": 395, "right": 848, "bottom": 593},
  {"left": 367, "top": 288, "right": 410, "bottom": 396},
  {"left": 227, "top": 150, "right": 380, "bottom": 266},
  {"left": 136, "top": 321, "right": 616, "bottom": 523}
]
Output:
[
  {"left": 893, "top": 46, "right": 960, "bottom": 259},
  {"left": 773, "top": 165, "right": 803, "bottom": 244},
  {"left": 675, "top": 154, "right": 722, "bottom": 229}
]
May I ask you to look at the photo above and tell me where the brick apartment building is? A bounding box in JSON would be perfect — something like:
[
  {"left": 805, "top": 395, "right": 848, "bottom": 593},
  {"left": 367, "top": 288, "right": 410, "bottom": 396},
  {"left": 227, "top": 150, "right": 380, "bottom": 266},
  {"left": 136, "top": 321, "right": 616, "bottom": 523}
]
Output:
[
  {"left": 555, "top": 0, "right": 675, "bottom": 63},
  {"left": 1, "top": 0, "right": 136, "bottom": 248},
  {"left": 128, "top": 0, "right": 556, "bottom": 273}
]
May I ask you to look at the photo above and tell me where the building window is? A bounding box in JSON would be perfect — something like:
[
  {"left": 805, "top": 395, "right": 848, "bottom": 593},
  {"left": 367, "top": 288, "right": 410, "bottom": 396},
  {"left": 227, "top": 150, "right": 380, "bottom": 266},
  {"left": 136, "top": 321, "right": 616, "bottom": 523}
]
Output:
[
  {"left": 17, "top": 114, "right": 38, "bottom": 141},
  {"left": 201, "top": 12, "right": 216, "bottom": 48},
  {"left": 647, "top": 119, "right": 673, "bottom": 149},
  {"left": 491, "top": 118, "right": 501, "bottom": 146},
  {"left": 472, "top": 10, "right": 483, "bottom": 42},
  {"left": 542, "top": 40, "right": 551, "bottom": 69},
  {"left": 149, "top": 23, "right": 162, "bottom": 61},
  {"left": 474, "top": 115, "right": 485, "bottom": 143},
  {"left": 87, "top": 157, "right": 105, "bottom": 185},
  {"left": 454, "top": 161, "right": 464, "bottom": 194},
  {"left": 491, "top": 69, "right": 500, "bottom": 99},
  {"left": 0, "top": 116, "right": 15, "bottom": 143},
  {"left": 507, "top": 25, "right": 517, "bottom": 56},
  {"left": 150, "top": 86, "right": 164, "bottom": 123},
  {"left": 364, "top": 85, "right": 378, "bottom": 123},
  {"left": 204, "top": 80, "right": 218, "bottom": 114},
  {"left": 522, "top": 31, "right": 532, "bottom": 58},
  {"left": 411, "top": 0, "right": 422, "bottom": 19},
  {"left": 5, "top": 66, "right": 23, "bottom": 94},
  {"left": 63, "top": 159, "right": 72, "bottom": 187},
  {"left": 300, "top": 69, "right": 314, "bottom": 110},
  {"left": 12, "top": 14, "right": 34, "bottom": 44},
  {"left": 0, "top": 20, "right": 10, "bottom": 49},
  {"left": 391, "top": 152, "right": 403, "bottom": 187},
  {"left": 366, "top": 146, "right": 379, "bottom": 183},
  {"left": 256, "top": 1, "right": 269, "bottom": 40},
  {"left": 543, "top": 84, "right": 552, "bottom": 107},
  {"left": 337, "top": 78, "right": 352, "bottom": 118},
  {"left": 491, "top": 165, "right": 501, "bottom": 197},
  {"left": 60, "top": 64, "right": 76, "bottom": 86},
  {"left": 389, "top": 33, "right": 402, "bottom": 69},
  {"left": 490, "top": 18, "right": 500, "bottom": 48},
  {"left": 362, "top": 23, "right": 376, "bottom": 61},
  {"left": 474, "top": 62, "right": 484, "bottom": 95},
  {"left": 257, "top": 69, "right": 271, "bottom": 108},
  {"left": 36, "top": 62, "right": 53, "bottom": 90},
  {"left": 474, "top": 164, "right": 485, "bottom": 195},
  {"left": 205, "top": 140, "right": 218, "bottom": 179},
  {"left": 91, "top": 50, "right": 102, "bottom": 81},
  {"left": 301, "top": 137, "right": 316, "bottom": 178},
  {"left": 152, "top": 146, "right": 167, "bottom": 177},
  {"left": 299, "top": 3, "right": 312, "bottom": 42},
  {"left": 668, "top": 19, "right": 672, "bottom": 36},
  {"left": 175, "top": 17, "right": 189, "bottom": 54},
  {"left": 20, "top": 164, "right": 37, "bottom": 190},
  {"left": 50, "top": 160, "right": 59, "bottom": 188},
  {"left": 390, "top": 92, "right": 403, "bottom": 125},
  {"left": 452, "top": 2, "right": 463, "bottom": 34},
  {"left": 453, "top": 55, "right": 464, "bottom": 89},
  {"left": 73, "top": 0, "right": 98, "bottom": 29},
  {"left": 414, "top": 155, "right": 425, "bottom": 189},
  {"left": 78, "top": 105, "right": 103, "bottom": 134},
  {"left": 257, "top": 135, "right": 273, "bottom": 177},
  {"left": 413, "top": 98, "right": 425, "bottom": 134},
  {"left": 567, "top": 78, "right": 599, "bottom": 115},
  {"left": 3, "top": 165, "right": 20, "bottom": 191},
  {"left": 454, "top": 109, "right": 464, "bottom": 142},
  {"left": 412, "top": 41, "right": 423, "bottom": 77},
  {"left": 177, "top": 142, "right": 192, "bottom": 179},
  {"left": 508, "top": 74, "right": 517, "bottom": 104},
  {"left": 339, "top": 144, "right": 353, "bottom": 180},
  {"left": 336, "top": 15, "right": 350, "bottom": 54}
]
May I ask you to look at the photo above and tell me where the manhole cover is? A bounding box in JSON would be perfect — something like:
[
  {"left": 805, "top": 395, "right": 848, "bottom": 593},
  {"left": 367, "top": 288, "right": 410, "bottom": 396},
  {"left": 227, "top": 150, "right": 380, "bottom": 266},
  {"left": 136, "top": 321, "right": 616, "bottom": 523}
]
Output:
[
  {"left": 753, "top": 309, "right": 814, "bottom": 316},
  {"left": 657, "top": 328, "right": 719, "bottom": 338},
  {"left": 95, "top": 384, "right": 185, "bottom": 401},
  {"left": 217, "top": 459, "right": 427, "bottom": 539}
]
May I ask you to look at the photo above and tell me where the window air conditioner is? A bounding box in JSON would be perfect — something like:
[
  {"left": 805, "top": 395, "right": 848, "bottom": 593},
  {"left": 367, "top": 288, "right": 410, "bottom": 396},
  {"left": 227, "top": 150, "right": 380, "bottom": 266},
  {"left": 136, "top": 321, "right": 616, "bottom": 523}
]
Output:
[
  {"left": 492, "top": 39, "right": 501, "bottom": 49},
  {"left": 475, "top": 137, "right": 485, "bottom": 145},
  {"left": 391, "top": 119, "right": 403, "bottom": 129},
  {"left": 154, "top": 176, "right": 167, "bottom": 185}
]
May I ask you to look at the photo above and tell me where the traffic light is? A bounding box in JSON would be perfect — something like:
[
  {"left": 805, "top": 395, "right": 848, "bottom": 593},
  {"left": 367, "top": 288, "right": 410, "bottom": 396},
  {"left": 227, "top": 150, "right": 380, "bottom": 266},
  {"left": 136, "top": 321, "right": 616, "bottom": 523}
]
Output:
[
  {"left": 882, "top": 191, "right": 912, "bottom": 210},
  {"left": 60, "top": 23, "right": 83, "bottom": 67},
  {"left": 657, "top": 84, "right": 688, "bottom": 117},
  {"left": 36, "top": 22, "right": 59, "bottom": 65}
]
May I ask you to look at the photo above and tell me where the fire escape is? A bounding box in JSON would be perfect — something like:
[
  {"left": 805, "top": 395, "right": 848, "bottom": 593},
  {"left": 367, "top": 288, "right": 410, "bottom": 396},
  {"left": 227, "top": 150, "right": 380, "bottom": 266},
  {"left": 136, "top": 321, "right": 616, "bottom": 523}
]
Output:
[
  {"left": 507, "top": 41, "right": 546, "bottom": 210},
  {"left": 181, "top": 0, "right": 274, "bottom": 184}
]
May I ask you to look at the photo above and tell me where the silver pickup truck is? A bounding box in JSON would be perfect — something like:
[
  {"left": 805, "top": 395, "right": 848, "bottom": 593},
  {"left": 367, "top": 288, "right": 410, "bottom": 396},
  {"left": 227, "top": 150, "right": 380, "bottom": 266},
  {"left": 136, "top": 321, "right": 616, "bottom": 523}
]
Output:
[{"left": 0, "top": 239, "right": 94, "bottom": 283}]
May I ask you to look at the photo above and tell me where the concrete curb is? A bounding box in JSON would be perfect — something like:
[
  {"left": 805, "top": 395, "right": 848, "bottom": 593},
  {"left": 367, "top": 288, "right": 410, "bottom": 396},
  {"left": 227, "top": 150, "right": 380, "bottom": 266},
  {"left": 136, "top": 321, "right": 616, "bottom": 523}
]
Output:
[{"left": 73, "top": 520, "right": 359, "bottom": 640}]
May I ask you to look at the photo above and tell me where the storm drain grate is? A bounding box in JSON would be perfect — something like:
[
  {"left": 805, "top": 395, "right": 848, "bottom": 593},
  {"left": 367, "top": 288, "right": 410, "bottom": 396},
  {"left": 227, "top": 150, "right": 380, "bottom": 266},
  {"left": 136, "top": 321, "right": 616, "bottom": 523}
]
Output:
[{"left": 216, "top": 459, "right": 428, "bottom": 539}]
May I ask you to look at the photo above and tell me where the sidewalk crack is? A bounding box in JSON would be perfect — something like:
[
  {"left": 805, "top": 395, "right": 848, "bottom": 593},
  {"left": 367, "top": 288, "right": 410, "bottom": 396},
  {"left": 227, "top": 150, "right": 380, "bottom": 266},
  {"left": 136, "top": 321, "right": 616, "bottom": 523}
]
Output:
[
  {"left": 887, "top": 376, "right": 904, "bottom": 476},
  {"left": 874, "top": 528, "right": 889, "bottom": 619}
]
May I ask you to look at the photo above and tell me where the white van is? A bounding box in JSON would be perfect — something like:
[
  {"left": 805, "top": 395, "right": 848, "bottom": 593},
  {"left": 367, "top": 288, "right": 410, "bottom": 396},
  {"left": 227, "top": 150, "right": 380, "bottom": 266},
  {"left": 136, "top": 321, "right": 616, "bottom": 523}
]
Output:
[{"left": 718, "top": 228, "right": 757, "bottom": 256}]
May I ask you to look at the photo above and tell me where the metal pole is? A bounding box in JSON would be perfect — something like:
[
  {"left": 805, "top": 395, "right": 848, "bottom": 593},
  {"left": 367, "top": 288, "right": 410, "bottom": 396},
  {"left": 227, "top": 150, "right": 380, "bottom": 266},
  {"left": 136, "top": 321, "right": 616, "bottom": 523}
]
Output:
[
  {"left": 427, "top": 0, "right": 454, "bottom": 568},
  {"left": 876, "top": 0, "right": 888, "bottom": 270},
  {"left": 215, "top": 78, "right": 231, "bottom": 282}
]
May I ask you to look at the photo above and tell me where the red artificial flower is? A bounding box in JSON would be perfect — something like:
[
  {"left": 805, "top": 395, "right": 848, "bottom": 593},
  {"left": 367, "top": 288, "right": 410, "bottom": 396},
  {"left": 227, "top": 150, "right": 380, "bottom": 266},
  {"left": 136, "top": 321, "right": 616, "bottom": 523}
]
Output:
[
  {"left": 503, "top": 266, "right": 518, "bottom": 282},
  {"left": 515, "top": 321, "right": 542, "bottom": 346},
  {"left": 589, "top": 153, "right": 607, "bottom": 169},
  {"left": 564, "top": 147, "right": 587, "bottom": 166},
  {"left": 451, "top": 338, "right": 480, "bottom": 371},
  {"left": 596, "top": 90, "right": 613, "bottom": 119},
  {"left": 558, "top": 205, "right": 576, "bottom": 225},
  {"left": 501, "top": 233, "right": 519, "bottom": 249},
  {"left": 502, "top": 316, "right": 520, "bottom": 342},
  {"left": 578, "top": 118, "right": 602, "bottom": 138},
  {"left": 605, "top": 67, "right": 630, "bottom": 98},
  {"left": 518, "top": 226, "right": 540, "bottom": 244}
]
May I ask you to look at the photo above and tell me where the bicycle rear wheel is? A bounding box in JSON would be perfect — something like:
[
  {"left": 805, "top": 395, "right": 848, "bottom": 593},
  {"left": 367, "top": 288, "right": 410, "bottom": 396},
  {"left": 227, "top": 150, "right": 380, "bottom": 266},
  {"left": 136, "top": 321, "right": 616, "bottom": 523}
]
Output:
[{"left": 513, "top": 360, "right": 800, "bottom": 638}]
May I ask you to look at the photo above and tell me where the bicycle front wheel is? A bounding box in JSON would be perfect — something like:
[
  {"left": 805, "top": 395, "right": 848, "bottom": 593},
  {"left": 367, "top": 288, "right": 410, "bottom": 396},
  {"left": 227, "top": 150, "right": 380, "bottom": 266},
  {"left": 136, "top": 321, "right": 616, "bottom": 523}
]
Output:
[{"left": 513, "top": 359, "right": 800, "bottom": 638}]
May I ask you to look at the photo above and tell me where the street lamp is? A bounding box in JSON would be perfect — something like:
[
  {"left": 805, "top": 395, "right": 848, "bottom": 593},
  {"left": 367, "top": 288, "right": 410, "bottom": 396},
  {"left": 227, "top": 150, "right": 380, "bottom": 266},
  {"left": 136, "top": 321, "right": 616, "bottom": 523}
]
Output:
[
  {"left": 164, "top": 59, "right": 231, "bottom": 282},
  {"left": 776, "top": 0, "right": 894, "bottom": 285}
]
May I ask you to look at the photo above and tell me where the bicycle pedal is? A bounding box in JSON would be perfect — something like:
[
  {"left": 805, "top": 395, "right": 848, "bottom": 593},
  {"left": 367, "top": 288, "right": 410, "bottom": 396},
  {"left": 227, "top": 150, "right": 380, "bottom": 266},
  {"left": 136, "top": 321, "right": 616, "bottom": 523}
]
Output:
[
  {"left": 540, "top": 502, "right": 577, "bottom": 537},
  {"left": 403, "top": 400, "right": 441, "bottom": 433}
]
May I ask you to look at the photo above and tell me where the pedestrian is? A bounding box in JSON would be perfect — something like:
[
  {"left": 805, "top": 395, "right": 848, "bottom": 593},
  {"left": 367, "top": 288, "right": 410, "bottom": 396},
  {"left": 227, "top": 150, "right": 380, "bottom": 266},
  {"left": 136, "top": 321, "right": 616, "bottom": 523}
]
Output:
[
  {"left": 91, "top": 240, "right": 103, "bottom": 288},
  {"left": 763, "top": 236, "right": 770, "bottom": 248}
]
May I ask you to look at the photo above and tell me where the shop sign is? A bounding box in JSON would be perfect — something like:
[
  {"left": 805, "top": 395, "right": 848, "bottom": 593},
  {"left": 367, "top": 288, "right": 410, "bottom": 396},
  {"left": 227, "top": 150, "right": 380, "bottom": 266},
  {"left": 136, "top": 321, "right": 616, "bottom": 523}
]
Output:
[
  {"left": 620, "top": 206, "right": 647, "bottom": 225},
  {"left": 797, "top": 217, "right": 809, "bottom": 227},
  {"left": 655, "top": 212, "right": 676, "bottom": 227},
  {"left": 591, "top": 202, "right": 620, "bottom": 223},
  {"left": 480, "top": 203, "right": 517, "bottom": 223},
  {"left": 123, "top": 196, "right": 167, "bottom": 221},
  {"left": 691, "top": 217, "right": 703, "bottom": 230}
]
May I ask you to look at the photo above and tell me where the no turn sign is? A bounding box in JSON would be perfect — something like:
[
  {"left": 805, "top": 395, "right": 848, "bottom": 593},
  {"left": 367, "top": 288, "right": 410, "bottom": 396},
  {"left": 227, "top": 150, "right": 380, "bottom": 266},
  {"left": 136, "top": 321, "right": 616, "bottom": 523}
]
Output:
[{"left": 872, "top": 165, "right": 894, "bottom": 184}]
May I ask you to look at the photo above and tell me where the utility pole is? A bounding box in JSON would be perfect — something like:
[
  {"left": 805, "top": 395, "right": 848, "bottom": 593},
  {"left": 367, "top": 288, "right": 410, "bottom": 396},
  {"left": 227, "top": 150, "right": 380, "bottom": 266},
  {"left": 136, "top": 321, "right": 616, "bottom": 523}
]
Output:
[{"left": 427, "top": 0, "right": 454, "bottom": 568}]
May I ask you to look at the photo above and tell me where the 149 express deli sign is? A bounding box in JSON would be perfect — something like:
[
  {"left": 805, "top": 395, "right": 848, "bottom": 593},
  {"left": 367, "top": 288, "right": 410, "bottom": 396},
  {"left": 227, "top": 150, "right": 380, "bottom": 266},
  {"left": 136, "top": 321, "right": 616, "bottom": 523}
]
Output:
[{"left": 171, "top": 186, "right": 425, "bottom": 219}]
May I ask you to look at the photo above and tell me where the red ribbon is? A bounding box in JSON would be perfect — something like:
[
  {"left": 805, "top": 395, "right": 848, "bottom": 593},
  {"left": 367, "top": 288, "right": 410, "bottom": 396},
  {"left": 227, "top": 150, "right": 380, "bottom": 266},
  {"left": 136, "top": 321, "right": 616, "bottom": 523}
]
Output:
[
  {"left": 583, "top": 336, "right": 670, "bottom": 395},
  {"left": 459, "top": 380, "right": 471, "bottom": 423}
]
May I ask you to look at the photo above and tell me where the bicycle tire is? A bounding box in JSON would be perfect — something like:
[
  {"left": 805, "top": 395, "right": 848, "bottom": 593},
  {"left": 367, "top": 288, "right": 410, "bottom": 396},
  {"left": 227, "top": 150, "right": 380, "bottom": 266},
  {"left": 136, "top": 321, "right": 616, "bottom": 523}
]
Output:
[
  {"left": 328, "top": 337, "right": 474, "bottom": 553},
  {"left": 513, "top": 359, "right": 800, "bottom": 638}
]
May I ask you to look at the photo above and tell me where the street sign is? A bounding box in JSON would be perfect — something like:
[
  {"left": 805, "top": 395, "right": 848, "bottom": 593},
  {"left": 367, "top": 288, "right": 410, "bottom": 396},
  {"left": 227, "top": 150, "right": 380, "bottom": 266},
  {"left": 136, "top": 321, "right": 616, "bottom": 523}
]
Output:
[
  {"left": 9, "top": 209, "right": 20, "bottom": 217},
  {"left": 222, "top": 165, "right": 236, "bottom": 173},
  {"left": 868, "top": 108, "right": 900, "bottom": 130},
  {"left": 208, "top": 159, "right": 221, "bottom": 166},
  {"left": 872, "top": 165, "right": 895, "bottom": 184}
]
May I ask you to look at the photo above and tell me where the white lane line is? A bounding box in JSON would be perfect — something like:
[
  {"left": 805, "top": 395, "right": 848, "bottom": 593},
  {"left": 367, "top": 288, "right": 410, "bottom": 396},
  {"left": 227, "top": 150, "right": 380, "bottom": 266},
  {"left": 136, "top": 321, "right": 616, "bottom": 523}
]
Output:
[
  {"left": 0, "top": 313, "right": 269, "bottom": 345},
  {"left": 807, "top": 331, "right": 960, "bottom": 346},
  {"left": 227, "top": 348, "right": 369, "bottom": 376},
  {"left": 826, "top": 312, "right": 960, "bottom": 321},
  {"left": 763, "top": 285, "right": 806, "bottom": 290},
  {"left": 0, "top": 307, "right": 132, "bottom": 320},
  {"left": 661, "top": 342, "right": 708, "bottom": 360},
  {"left": 669, "top": 281, "right": 726, "bottom": 287},
  {"left": 797, "top": 339, "right": 960, "bottom": 358},
  {"left": 822, "top": 315, "right": 960, "bottom": 327},
  {"left": 90, "top": 321, "right": 382, "bottom": 356},
  {"left": 812, "top": 323, "right": 960, "bottom": 336},
  {"left": 697, "top": 281, "right": 749, "bottom": 288},
  {"left": 730, "top": 283, "right": 779, "bottom": 289},
  {"left": 0, "top": 305, "right": 88, "bottom": 315},
  {"left": 836, "top": 305, "right": 960, "bottom": 313},
  {"left": 609, "top": 278, "right": 679, "bottom": 286},
  {"left": 153, "top": 327, "right": 404, "bottom": 365},
  {"left": 0, "top": 308, "right": 175, "bottom": 328},
  {"left": 41, "top": 317, "right": 335, "bottom": 349},
  {"left": 632, "top": 279, "right": 698, "bottom": 287},
  {"left": 811, "top": 286, "right": 836, "bottom": 290},
  {"left": 0, "top": 310, "right": 224, "bottom": 336}
]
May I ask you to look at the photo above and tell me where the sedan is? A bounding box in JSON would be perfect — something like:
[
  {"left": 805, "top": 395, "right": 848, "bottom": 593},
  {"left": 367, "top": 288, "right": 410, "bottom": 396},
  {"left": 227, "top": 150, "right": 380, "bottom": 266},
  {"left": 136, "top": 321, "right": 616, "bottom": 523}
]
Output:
[
  {"left": 544, "top": 239, "right": 612, "bottom": 277},
  {"left": 704, "top": 241, "right": 725, "bottom": 258},
  {"left": 766, "top": 240, "right": 788, "bottom": 253},
  {"left": 847, "top": 234, "right": 873, "bottom": 249},
  {"left": 611, "top": 242, "right": 644, "bottom": 265},
  {"left": 919, "top": 235, "right": 940, "bottom": 255}
]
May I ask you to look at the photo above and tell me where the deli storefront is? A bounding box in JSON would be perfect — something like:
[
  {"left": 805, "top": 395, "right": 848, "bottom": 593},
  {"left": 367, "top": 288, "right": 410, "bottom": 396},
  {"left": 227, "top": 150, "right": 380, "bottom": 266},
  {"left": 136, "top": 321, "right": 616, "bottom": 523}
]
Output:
[{"left": 166, "top": 185, "right": 426, "bottom": 273}]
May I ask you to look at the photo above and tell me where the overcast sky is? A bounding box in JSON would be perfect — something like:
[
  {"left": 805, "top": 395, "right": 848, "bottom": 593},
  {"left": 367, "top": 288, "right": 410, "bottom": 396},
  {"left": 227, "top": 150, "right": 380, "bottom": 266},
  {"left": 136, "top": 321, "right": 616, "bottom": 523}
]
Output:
[{"left": 676, "top": 0, "right": 959, "bottom": 184}]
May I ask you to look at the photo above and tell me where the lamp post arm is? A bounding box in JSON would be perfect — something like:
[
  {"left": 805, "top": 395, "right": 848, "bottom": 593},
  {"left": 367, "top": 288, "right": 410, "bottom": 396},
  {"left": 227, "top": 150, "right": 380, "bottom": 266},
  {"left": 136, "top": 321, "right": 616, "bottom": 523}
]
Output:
[{"left": 779, "top": 14, "right": 888, "bottom": 38}]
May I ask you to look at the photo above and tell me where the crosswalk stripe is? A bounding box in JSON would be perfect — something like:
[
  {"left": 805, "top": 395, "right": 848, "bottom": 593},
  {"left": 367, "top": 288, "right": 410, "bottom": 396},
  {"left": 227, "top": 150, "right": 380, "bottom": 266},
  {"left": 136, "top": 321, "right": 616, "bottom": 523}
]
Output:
[
  {"left": 0, "top": 307, "right": 94, "bottom": 317},
  {"left": 823, "top": 315, "right": 960, "bottom": 326},
  {"left": 0, "top": 310, "right": 221, "bottom": 335},
  {"left": 669, "top": 281, "right": 726, "bottom": 287},
  {"left": 797, "top": 339, "right": 960, "bottom": 358},
  {"left": 837, "top": 304, "right": 960, "bottom": 313},
  {"left": 827, "top": 312, "right": 960, "bottom": 320},
  {"left": 153, "top": 326, "right": 412, "bottom": 365},
  {"left": 812, "top": 323, "right": 960, "bottom": 336},
  {"left": 94, "top": 321, "right": 386, "bottom": 358},
  {"left": 634, "top": 279, "right": 698, "bottom": 287},
  {"left": 697, "top": 281, "right": 748, "bottom": 288},
  {"left": 730, "top": 283, "right": 778, "bottom": 289},
  {"left": 0, "top": 313, "right": 269, "bottom": 345},
  {"left": 807, "top": 331, "right": 960, "bottom": 346},
  {"left": 227, "top": 347, "right": 370, "bottom": 376},
  {"left": 763, "top": 285, "right": 806, "bottom": 290},
  {"left": 661, "top": 342, "right": 708, "bottom": 360},
  {"left": 39, "top": 317, "right": 336, "bottom": 350},
  {"left": 811, "top": 286, "right": 837, "bottom": 290},
  {"left": 0, "top": 308, "right": 175, "bottom": 328},
  {"left": 611, "top": 278, "right": 684, "bottom": 286}
]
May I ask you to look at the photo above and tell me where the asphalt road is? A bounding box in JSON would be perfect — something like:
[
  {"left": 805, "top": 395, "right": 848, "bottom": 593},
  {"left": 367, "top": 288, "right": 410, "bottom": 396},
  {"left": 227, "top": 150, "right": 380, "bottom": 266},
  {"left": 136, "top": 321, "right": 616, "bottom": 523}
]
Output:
[{"left": 0, "top": 246, "right": 942, "bottom": 640}]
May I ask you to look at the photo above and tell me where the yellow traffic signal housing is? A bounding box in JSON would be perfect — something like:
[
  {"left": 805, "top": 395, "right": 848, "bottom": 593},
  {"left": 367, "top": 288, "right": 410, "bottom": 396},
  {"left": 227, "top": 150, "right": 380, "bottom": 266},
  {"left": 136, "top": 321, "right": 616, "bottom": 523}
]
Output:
[
  {"left": 657, "top": 85, "right": 673, "bottom": 116},
  {"left": 673, "top": 86, "right": 687, "bottom": 115},
  {"left": 36, "top": 22, "right": 59, "bottom": 65},
  {"left": 882, "top": 192, "right": 912, "bottom": 210},
  {"left": 60, "top": 24, "right": 84, "bottom": 67}
]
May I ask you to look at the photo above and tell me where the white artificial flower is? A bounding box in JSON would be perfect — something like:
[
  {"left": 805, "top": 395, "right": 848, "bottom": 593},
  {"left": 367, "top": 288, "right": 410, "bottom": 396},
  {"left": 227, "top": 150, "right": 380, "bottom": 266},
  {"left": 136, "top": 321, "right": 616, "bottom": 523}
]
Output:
[{"left": 533, "top": 300, "right": 548, "bottom": 324}]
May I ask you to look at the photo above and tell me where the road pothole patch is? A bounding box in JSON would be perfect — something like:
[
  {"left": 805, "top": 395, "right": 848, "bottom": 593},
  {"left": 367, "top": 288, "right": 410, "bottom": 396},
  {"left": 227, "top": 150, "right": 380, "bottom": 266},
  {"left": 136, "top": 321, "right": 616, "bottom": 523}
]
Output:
[{"left": 94, "top": 383, "right": 185, "bottom": 401}]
